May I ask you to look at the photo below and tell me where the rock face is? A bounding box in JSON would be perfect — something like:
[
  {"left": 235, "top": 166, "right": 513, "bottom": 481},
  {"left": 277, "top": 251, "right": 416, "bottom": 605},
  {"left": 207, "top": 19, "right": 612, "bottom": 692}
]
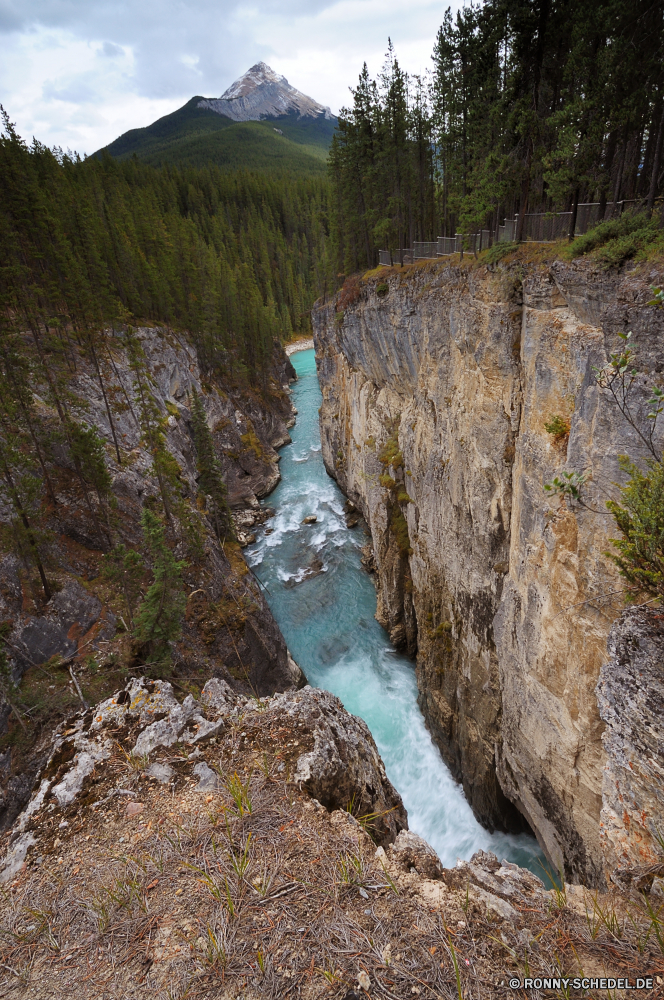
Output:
[
  {"left": 0, "top": 327, "right": 302, "bottom": 832},
  {"left": 1, "top": 329, "right": 298, "bottom": 691},
  {"left": 314, "top": 259, "right": 664, "bottom": 886},
  {"left": 597, "top": 607, "right": 664, "bottom": 874},
  {"left": 270, "top": 686, "right": 408, "bottom": 845},
  {"left": 199, "top": 62, "right": 334, "bottom": 122},
  {"left": 0, "top": 678, "right": 406, "bottom": 882}
]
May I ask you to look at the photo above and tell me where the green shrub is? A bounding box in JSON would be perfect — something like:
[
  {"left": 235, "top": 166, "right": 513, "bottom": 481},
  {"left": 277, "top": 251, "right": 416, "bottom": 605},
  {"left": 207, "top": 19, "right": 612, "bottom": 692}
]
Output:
[
  {"left": 432, "top": 621, "right": 452, "bottom": 638},
  {"left": 483, "top": 241, "right": 519, "bottom": 264},
  {"left": 606, "top": 458, "right": 664, "bottom": 600},
  {"left": 544, "top": 414, "right": 570, "bottom": 441},
  {"left": 378, "top": 434, "right": 403, "bottom": 469},
  {"left": 568, "top": 212, "right": 662, "bottom": 268},
  {"left": 390, "top": 506, "right": 411, "bottom": 555}
]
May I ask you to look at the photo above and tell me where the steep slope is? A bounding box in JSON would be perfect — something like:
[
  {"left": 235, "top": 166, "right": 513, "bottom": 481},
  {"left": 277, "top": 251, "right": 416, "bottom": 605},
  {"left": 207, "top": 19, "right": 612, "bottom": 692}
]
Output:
[
  {"left": 97, "top": 64, "right": 335, "bottom": 172},
  {"left": 314, "top": 258, "right": 664, "bottom": 887},
  {"left": 0, "top": 327, "right": 303, "bottom": 834}
]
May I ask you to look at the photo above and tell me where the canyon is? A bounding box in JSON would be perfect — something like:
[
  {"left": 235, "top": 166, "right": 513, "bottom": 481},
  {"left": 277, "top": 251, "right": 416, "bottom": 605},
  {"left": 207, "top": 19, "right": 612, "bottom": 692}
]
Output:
[{"left": 314, "top": 256, "right": 664, "bottom": 887}]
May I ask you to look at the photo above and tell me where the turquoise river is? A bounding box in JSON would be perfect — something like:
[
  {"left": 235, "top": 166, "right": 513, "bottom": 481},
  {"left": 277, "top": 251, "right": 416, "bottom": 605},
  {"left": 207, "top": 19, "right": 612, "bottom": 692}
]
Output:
[{"left": 247, "top": 348, "right": 547, "bottom": 877}]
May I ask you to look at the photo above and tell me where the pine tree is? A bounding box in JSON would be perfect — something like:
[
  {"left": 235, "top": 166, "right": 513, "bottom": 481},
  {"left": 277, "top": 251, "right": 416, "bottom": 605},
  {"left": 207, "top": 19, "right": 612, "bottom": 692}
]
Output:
[
  {"left": 189, "top": 387, "right": 232, "bottom": 539},
  {"left": 132, "top": 508, "right": 187, "bottom": 664},
  {"left": 126, "top": 330, "right": 179, "bottom": 527},
  {"left": 102, "top": 544, "right": 144, "bottom": 629}
]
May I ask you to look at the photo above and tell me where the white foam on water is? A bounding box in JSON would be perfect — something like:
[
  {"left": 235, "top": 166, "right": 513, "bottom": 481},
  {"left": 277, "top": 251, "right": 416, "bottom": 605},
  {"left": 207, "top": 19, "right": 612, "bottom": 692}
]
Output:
[{"left": 250, "top": 349, "right": 548, "bottom": 879}]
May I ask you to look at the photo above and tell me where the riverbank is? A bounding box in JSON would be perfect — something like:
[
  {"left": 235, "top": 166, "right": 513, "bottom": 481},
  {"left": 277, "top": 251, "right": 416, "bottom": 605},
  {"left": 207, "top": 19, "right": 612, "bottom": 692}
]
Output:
[{"left": 284, "top": 337, "right": 314, "bottom": 355}]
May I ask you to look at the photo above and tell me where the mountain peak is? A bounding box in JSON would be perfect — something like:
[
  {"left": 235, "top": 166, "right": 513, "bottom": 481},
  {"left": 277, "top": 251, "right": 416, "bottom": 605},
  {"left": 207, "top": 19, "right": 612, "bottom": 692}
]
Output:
[
  {"left": 221, "top": 62, "right": 287, "bottom": 100},
  {"left": 198, "top": 63, "right": 333, "bottom": 123}
]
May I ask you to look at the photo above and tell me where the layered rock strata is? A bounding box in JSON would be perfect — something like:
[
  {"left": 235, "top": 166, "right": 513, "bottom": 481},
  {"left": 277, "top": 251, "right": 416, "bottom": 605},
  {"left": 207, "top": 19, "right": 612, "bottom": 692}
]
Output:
[
  {"left": 597, "top": 607, "right": 664, "bottom": 874},
  {"left": 314, "top": 259, "right": 664, "bottom": 886}
]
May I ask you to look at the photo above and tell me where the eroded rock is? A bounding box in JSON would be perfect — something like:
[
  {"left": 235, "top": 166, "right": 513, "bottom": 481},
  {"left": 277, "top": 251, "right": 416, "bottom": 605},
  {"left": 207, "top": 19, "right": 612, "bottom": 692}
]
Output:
[
  {"left": 0, "top": 678, "right": 407, "bottom": 878},
  {"left": 597, "top": 607, "right": 664, "bottom": 876},
  {"left": 314, "top": 259, "right": 664, "bottom": 885},
  {"left": 253, "top": 686, "right": 407, "bottom": 846},
  {"left": 390, "top": 830, "right": 444, "bottom": 880}
]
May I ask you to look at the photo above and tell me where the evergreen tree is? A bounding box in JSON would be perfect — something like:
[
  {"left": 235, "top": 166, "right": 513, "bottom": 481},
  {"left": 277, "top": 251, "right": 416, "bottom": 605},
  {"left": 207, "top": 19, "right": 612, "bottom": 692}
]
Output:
[
  {"left": 102, "top": 544, "right": 144, "bottom": 629},
  {"left": 0, "top": 426, "right": 52, "bottom": 601},
  {"left": 132, "top": 508, "right": 187, "bottom": 664},
  {"left": 330, "top": 2, "right": 664, "bottom": 267},
  {"left": 189, "top": 387, "right": 232, "bottom": 540},
  {"left": 126, "top": 331, "right": 180, "bottom": 527}
]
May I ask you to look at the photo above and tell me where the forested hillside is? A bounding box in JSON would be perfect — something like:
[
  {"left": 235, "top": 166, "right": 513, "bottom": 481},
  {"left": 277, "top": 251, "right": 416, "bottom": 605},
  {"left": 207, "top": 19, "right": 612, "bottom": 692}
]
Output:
[
  {"left": 1, "top": 113, "right": 333, "bottom": 385},
  {"left": 99, "top": 99, "right": 332, "bottom": 174},
  {"left": 330, "top": 0, "right": 664, "bottom": 271},
  {"left": 0, "top": 112, "right": 325, "bottom": 788}
]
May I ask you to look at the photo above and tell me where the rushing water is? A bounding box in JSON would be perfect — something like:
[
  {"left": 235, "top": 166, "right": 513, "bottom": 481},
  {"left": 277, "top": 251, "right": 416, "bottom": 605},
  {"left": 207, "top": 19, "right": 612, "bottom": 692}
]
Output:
[{"left": 247, "top": 348, "right": 547, "bottom": 876}]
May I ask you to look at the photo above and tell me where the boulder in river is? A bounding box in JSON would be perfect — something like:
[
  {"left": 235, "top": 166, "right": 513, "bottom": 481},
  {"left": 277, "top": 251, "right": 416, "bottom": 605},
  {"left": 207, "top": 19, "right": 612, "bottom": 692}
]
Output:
[{"left": 302, "top": 514, "right": 317, "bottom": 524}]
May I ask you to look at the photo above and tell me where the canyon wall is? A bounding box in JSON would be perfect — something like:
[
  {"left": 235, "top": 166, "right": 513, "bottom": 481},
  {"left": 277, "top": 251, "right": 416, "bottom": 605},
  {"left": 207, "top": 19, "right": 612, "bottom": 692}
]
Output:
[
  {"left": 313, "top": 258, "right": 664, "bottom": 886},
  {"left": 0, "top": 328, "right": 302, "bottom": 832}
]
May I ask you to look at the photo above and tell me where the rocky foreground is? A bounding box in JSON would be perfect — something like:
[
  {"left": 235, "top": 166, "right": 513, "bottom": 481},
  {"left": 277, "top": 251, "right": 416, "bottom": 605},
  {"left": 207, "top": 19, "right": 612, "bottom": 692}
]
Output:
[{"left": 0, "top": 681, "right": 660, "bottom": 999}]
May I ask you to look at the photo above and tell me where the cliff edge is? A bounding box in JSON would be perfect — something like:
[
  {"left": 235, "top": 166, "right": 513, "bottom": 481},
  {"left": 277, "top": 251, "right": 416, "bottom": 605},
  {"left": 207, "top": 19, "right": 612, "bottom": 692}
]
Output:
[{"left": 313, "top": 257, "right": 664, "bottom": 887}]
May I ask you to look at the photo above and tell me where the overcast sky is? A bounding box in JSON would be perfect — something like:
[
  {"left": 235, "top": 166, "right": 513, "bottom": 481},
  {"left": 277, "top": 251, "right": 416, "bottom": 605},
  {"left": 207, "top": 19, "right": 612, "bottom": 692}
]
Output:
[{"left": 0, "top": 0, "right": 460, "bottom": 156}]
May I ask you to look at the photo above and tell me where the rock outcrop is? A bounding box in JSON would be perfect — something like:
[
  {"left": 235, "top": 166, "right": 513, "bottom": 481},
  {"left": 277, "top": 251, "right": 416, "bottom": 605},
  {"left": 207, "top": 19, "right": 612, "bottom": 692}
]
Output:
[
  {"left": 0, "top": 675, "right": 656, "bottom": 998},
  {"left": 0, "top": 679, "right": 406, "bottom": 883},
  {"left": 314, "top": 257, "right": 664, "bottom": 886}
]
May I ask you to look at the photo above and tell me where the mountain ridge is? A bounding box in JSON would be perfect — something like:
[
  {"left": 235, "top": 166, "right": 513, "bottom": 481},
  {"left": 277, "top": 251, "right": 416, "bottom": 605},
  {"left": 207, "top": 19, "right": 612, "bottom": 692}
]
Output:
[
  {"left": 198, "top": 61, "right": 334, "bottom": 123},
  {"left": 96, "top": 63, "right": 336, "bottom": 173}
]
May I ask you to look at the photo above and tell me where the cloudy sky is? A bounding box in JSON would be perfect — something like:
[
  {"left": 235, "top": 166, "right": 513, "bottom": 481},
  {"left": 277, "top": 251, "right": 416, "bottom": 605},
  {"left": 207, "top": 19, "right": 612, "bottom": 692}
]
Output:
[{"left": 0, "top": 0, "right": 459, "bottom": 156}]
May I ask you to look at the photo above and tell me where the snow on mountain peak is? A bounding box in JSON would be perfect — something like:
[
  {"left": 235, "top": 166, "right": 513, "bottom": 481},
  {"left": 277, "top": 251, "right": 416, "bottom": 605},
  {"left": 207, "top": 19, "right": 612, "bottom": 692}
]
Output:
[{"left": 198, "top": 63, "right": 333, "bottom": 122}]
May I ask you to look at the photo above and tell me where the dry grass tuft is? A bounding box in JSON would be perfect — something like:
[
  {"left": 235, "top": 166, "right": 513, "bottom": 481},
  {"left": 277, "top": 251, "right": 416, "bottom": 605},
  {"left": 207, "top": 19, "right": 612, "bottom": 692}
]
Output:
[{"left": 0, "top": 705, "right": 662, "bottom": 999}]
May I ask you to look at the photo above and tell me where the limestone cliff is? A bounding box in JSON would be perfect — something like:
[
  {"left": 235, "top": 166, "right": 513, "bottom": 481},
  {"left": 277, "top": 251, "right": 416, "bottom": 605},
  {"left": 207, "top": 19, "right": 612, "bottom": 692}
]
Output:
[{"left": 313, "top": 258, "right": 664, "bottom": 886}]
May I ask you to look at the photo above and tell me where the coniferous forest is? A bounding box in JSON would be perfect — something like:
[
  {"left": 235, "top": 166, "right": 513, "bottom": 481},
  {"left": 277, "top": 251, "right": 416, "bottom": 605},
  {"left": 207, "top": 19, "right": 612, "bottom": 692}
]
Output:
[
  {"left": 0, "top": 113, "right": 333, "bottom": 386},
  {"left": 330, "top": 0, "right": 664, "bottom": 272}
]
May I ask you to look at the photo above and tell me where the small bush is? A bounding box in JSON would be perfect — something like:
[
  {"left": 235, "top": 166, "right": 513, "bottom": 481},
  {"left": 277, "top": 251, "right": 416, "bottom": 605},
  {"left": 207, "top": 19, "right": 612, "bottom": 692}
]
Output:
[
  {"left": 607, "top": 458, "right": 664, "bottom": 600},
  {"left": 432, "top": 621, "right": 452, "bottom": 638},
  {"left": 337, "top": 274, "right": 363, "bottom": 310},
  {"left": 483, "top": 241, "right": 519, "bottom": 264},
  {"left": 544, "top": 414, "right": 570, "bottom": 441},
  {"left": 390, "top": 506, "right": 411, "bottom": 555},
  {"left": 568, "top": 212, "right": 662, "bottom": 268},
  {"left": 378, "top": 434, "right": 403, "bottom": 469},
  {"left": 240, "top": 427, "right": 263, "bottom": 459},
  {"left": 376, "top": 282, "right": 389, "bottom": 298}
]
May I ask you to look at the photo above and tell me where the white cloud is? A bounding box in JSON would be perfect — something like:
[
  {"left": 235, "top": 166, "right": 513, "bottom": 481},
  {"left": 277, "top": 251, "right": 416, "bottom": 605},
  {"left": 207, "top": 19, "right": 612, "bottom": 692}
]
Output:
[{"left": 0, "top": 0, "right": 459, "bottom": 154}]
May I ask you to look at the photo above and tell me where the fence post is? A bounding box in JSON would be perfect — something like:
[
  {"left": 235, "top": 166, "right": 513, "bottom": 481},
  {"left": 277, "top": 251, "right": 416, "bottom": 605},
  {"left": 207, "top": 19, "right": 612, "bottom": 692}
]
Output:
[{"left": 568, "top": 188, "right": 580, "bottom": 240}]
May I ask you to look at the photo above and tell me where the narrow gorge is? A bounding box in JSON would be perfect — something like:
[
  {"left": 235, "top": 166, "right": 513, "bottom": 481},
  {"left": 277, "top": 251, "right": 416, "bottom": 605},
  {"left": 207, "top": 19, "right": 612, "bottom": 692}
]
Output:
[{"left": 314, "top": 257, "right": 664, "bottom": 888}]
